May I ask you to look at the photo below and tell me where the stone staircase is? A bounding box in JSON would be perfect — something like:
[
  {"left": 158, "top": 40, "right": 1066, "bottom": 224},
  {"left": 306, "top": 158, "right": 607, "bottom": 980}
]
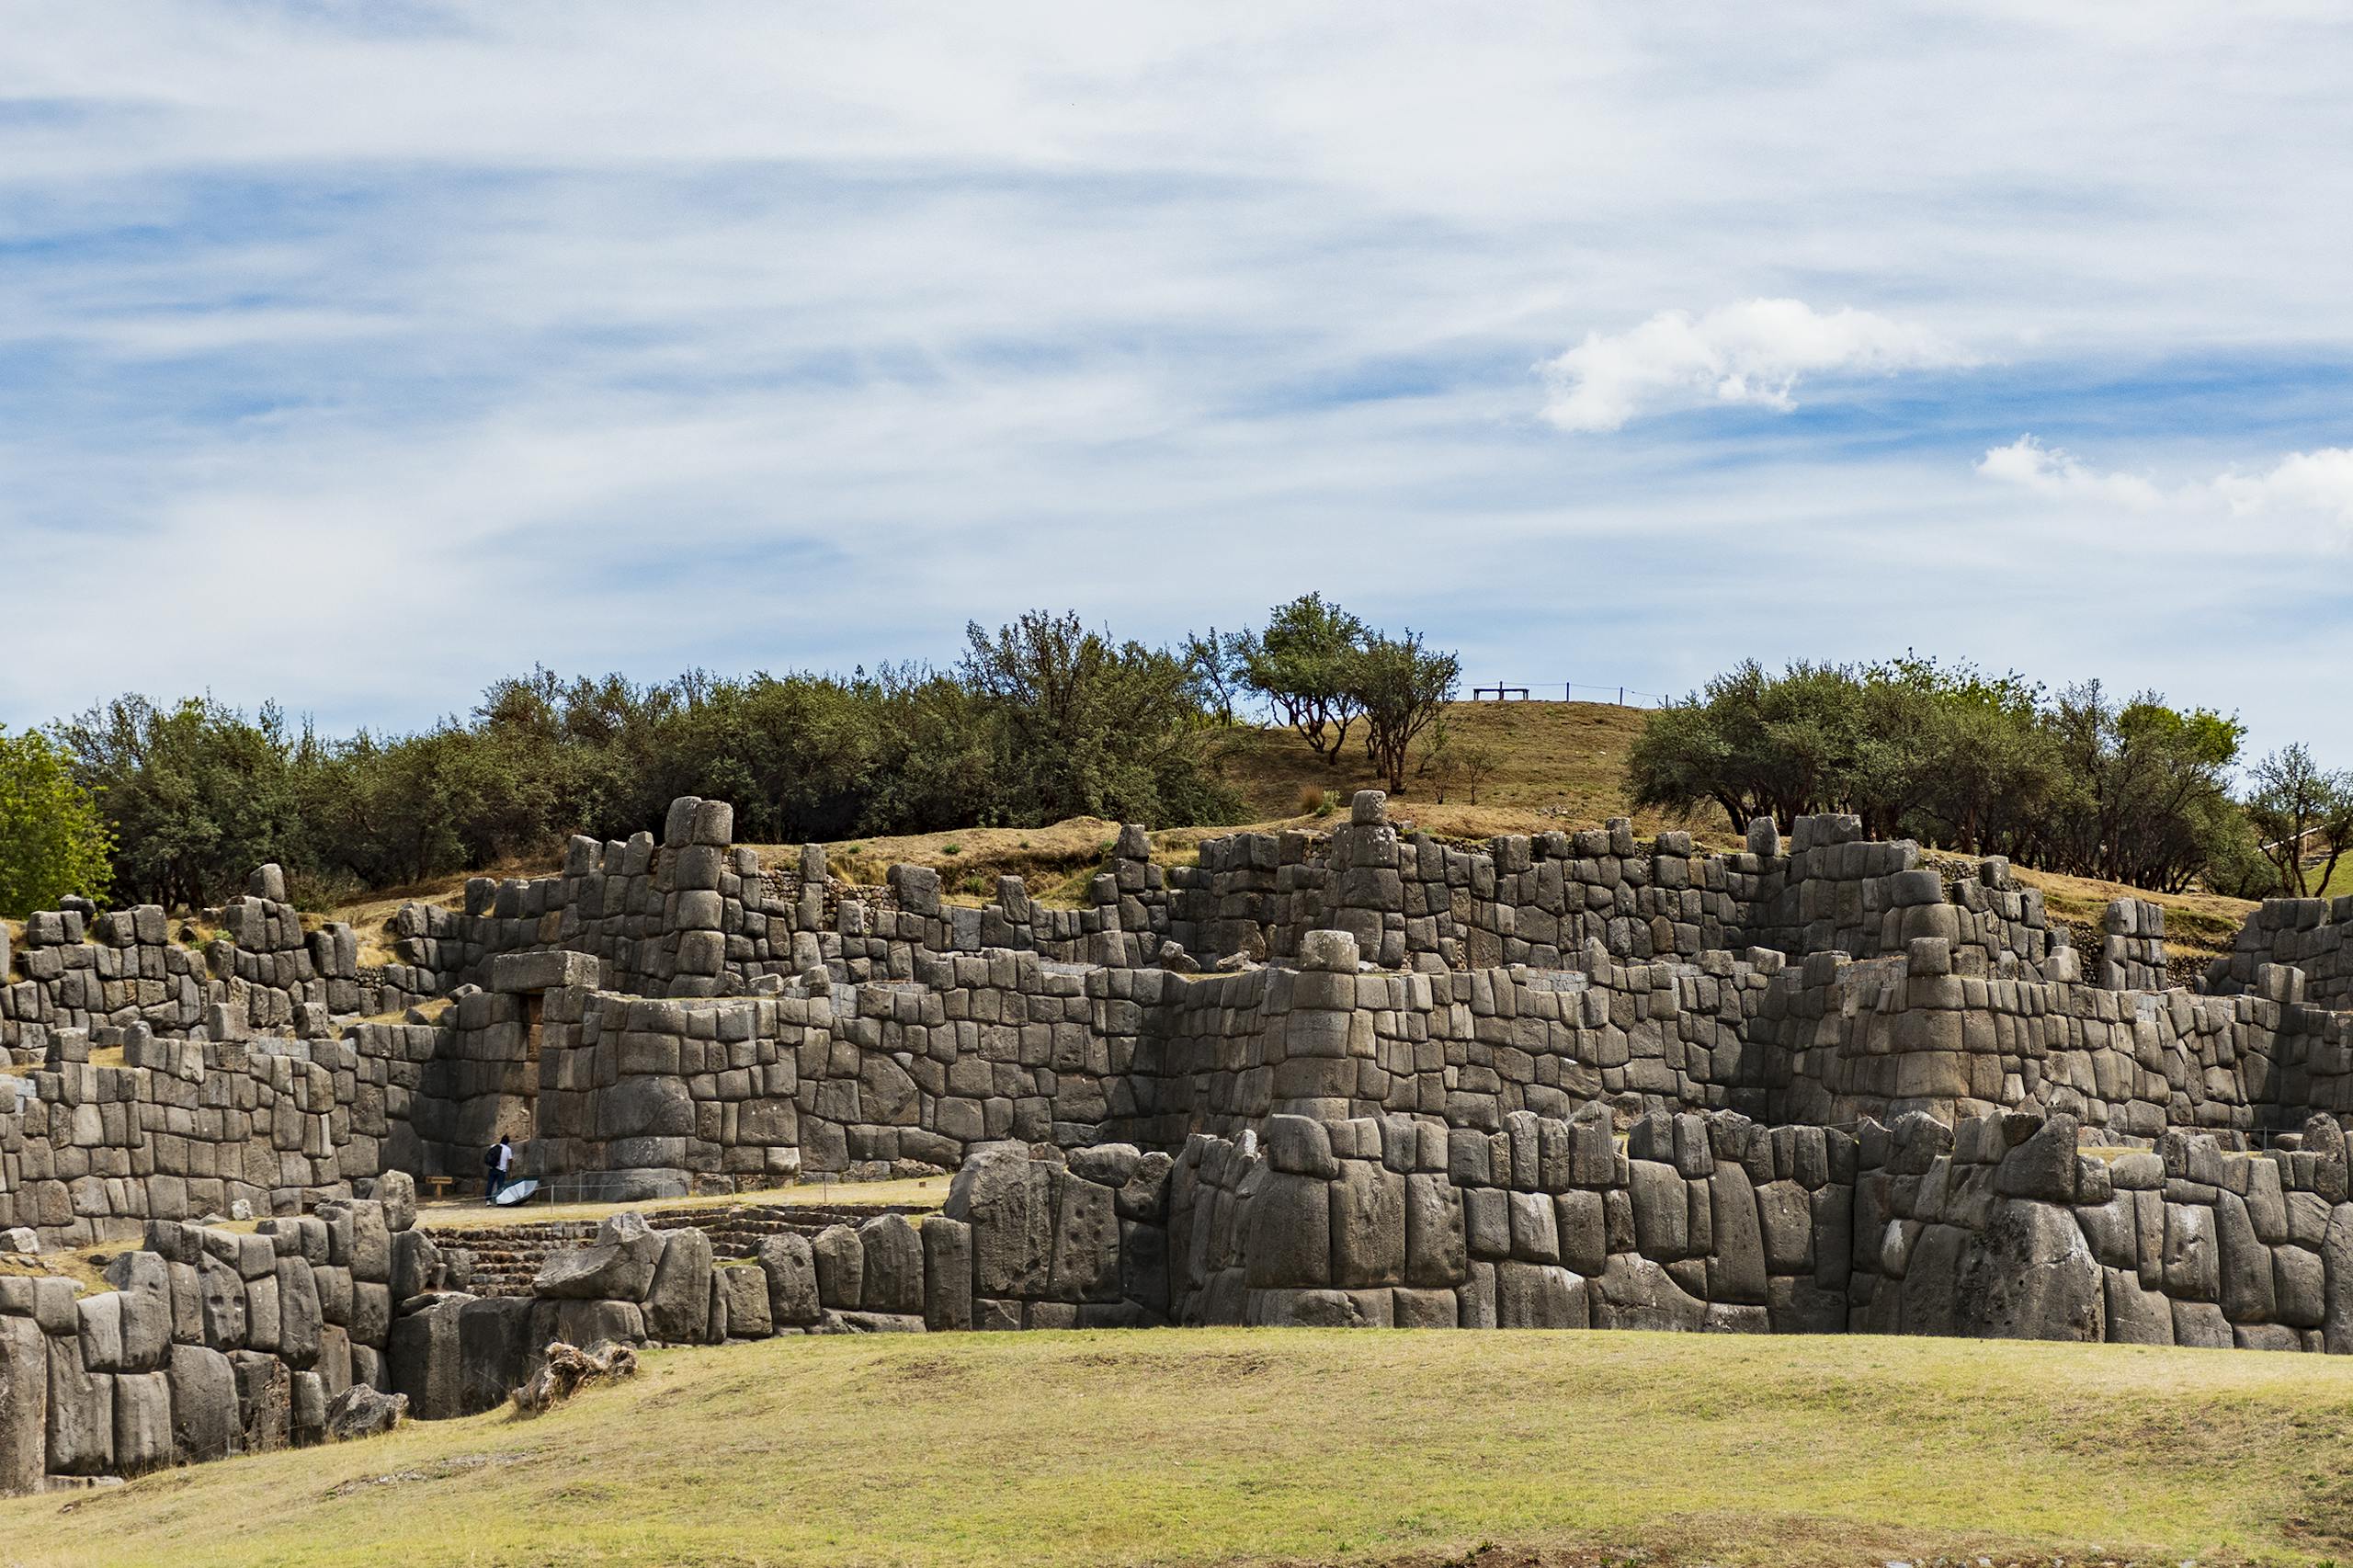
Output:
[{"left": 426, "top": 1201, "right": 936, "bottom": 1297}]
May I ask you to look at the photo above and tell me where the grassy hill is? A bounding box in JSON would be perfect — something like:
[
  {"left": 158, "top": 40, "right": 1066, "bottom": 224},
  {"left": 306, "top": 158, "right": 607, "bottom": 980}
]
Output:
[{"left": 6, "top": 1327, "right": 2348, "bottom": 1567}]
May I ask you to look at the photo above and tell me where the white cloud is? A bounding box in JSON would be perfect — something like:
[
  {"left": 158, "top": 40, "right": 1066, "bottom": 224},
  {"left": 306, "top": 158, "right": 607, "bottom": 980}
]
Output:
[
  {"left": 1979, "top": 437, "right": 2353, "bottom": 541},
  {"left": 1538, "top": 300, "right": 1973, "bottom": 432},
  {"left": 2219, "top": 448, "right": 2353, "bottom": 526},
  {"left": 1975, "top": 435, "right": 2165, "bottom": 509},
  {"left": 5, "top": 2, "right": 2353, "bottom": 767}
]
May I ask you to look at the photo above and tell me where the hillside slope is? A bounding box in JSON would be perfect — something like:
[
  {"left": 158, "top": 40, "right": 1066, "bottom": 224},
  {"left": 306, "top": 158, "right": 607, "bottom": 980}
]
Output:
[
  {"left": 321, "top": 701, "right": 2255, "bottom": 967},
  {"left": 736, "top": 701, "right": 2256, "bottom": 965},
  {"left": 4, "top": 1328, "right": 2347, "bottom": 1567}
]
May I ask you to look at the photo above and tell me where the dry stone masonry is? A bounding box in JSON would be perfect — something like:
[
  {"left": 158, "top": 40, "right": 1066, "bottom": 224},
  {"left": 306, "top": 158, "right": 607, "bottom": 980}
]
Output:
[{"left": 9, "top": 788, "right": 2353, "bottom": 1493}]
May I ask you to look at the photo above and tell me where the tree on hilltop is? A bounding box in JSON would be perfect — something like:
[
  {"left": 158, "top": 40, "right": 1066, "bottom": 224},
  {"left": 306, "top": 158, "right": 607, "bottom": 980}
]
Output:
[
  {"left": 2245, "top": 743, "right": 2353, "bottom": 897},
  {"left": 1233, "top": 594, "right": 1369, "bottom": 767}
]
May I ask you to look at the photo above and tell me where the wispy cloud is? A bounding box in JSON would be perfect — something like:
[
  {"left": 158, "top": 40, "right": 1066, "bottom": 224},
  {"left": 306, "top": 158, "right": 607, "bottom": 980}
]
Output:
[
  {"left": 5, "top": 5, "right": 2353, "bottom": 764},
  {"left": 1539, "top": 300, "right": 1974, "bottom": 432},
  {"left": 1980, "top": 435, "right": 2353, "bottom": 533},
  {"left": 1975, "top": 435, "right": 2165, "bottom": 509}
]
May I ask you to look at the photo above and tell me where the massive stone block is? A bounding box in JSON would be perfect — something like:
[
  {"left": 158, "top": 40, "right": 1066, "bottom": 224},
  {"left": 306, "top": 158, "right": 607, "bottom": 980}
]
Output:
[
  {"left": 1954, "top": 1200, "right": 2103, "bottom": 1343},
  {"left": 533, "top": 1214, "right": 662, "bottom": 1302}
]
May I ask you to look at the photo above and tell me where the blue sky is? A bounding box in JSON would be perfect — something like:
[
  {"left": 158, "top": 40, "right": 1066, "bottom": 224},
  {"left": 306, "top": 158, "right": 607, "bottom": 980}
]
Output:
[{"left": 4, "top": 2, "right": 2352, "bottom": 766}]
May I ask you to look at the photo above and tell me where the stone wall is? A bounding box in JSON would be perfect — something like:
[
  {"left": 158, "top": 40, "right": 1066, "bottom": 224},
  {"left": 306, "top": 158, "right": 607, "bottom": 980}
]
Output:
[
  {"left": 1847, "top": 1108, "right": 2353, "bottom": 1351},
  {"left": 0, "top": 1176, "right": 421, "bottom": 1493},
  {"left": 24, "top": 782, "right": 2353, "bottom": 1497},
  {"left": 17, "top": 1096, "right": 2353, "bottom": 1498},
  {"left": 1756, "top": 937, "right": 2353, "bottom": 1138},
  {"left": 0, "top": 1027, "right": 409, "bottom": 1246},
  {"left": 1, "top": 873, "right": 377, "bottom": 1058},
  {"left": 2210, "top": 895, "right": 2353, "bottom": 1010},
  {"left": 1163, "top": 1106, "right": 1849, "bottom": 1332}
]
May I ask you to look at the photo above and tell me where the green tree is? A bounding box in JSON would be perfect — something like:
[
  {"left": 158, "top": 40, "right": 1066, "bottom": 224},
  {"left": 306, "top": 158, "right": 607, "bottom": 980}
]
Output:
[
  {"left": 0, "top": 727, "right": 114, "bottom": 917},
  {"left": 2044, "top": 683, "right": 2245, "bottom": 891},
  {"left": 958, "top": 610, "right": 1241, "bottom": 826},
  {"left": 53, "top": 696, "right": 312, "bottom": 910},
  {"left": 1347, "top": 629, "right": 1460, "bottom": 793},
  {"left": 2244, "top": 743, "right": 2353, "bottom": 897},
  {"left": 1235, "top": 594, "right": 1369, "bottom": 766},
  {"left": 1181, "top": 628, "right": 1245, "bottom": 726},
  {"left": 1626, "top": 659, "right": 1872, "bottom": 831}
]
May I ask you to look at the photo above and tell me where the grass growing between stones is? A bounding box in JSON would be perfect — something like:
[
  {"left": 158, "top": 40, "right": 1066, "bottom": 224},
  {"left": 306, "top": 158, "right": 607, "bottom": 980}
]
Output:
[{"left": 6, "top": 1328, "right": 2352, "bottom": 1568}]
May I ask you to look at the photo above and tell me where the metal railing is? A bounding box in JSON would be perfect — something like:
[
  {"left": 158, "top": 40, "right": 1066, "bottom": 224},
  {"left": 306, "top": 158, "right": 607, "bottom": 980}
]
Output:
[{"left": 1470, "top": 682, "right": 1670, "bottom": 708}]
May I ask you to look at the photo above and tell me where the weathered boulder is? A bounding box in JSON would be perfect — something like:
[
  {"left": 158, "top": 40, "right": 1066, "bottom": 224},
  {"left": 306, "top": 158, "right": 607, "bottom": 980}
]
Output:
[
  {"left": 373, "top": 1172, "right": 418, "bottom": 1234},
  {"left": 387, "top": 1293, "right": 472, "bottom": 1419},
  {"left": 323, "top": 1383, "right": 408, "bottom": 1443},
  {"left": 101, "top": 1252, "right": 172, "bottom": 1371},
  {"left": 2103, "top": 1267, "right": 2175, "bottom": 1346},
  {"left": 166, "top": 1343, "right": 239, "bottom": 1463},
  {"left": 719, "top": 1266, "right": 773, "bottom": 1338},
  {"left": 1897, "top": 1222, "right": 1968, "bottom": 1335},
  {"left": 1245, "top": 1172, "right": 1331, "bottom": 1288},
  {"left": 2162, "top": 1201, "right": 2221, "bottom": 1301},
  {"left": 643, "top": 1228, "right": 716, "bottom": 1343},
  {"left": 757, "top": 1233, "right": 821, "bottom": 1326},
  {"left": 1704, "top": 1165, "right": 1768, "bottom": 1305},
  {"left": 2325, "top": 1203, "right": 2353, "bottom": 1355},
  {"left": 1495, "top": 1262, "right": 1588, "bottom": 1329},
  {"left": 947, "top": 1143, "right": 1056, "bottom": 1298},
  {"left": 113, "top": 1369, "right": 174, "bottom": 1473},
  {"left": 1628, "top": 1161, "right": 1690, "bottom": 1260},
  {"left": 920, "top": 1217, "right": 973, "bottom": 1332},
  {"left": 2214, "top": 1193, "right": 2277, "bottom": 1324},
  {"left": 532, "top": 1213, "right": 662, "bottom": 1302},
  {"left": 1392, "top": 1286, "right": 1459, "bottom": 1329},
  {"left": 1330, "top": 1161, "right": 1406, "bottom": 1288},
  {"left": 813, "top": 1225, "right": 864, "bottom": 1310},
  {"left": 230, "top": 1349, "right": 290, "bottom": 1453},
  {"left": 348, "top": 1202, "right": 392, "bottom": 1285},
  {"left": 0, "top": 1315, "right": 47, "bottom": 1494},
  {"left": 530, "top": 1298, "right": 645, "bottom": 1355},
  {"left": 1590, "top": 1254, "right": 1704, "bottom": 1332},
  {"left": 1046, "top": 1175, "right": 1119, "bottom": 1302},
  {"left": 390, "top": 1230, "right": 440, "bottom": 1301},
  {"left": 457, "top": 1296, "right": 534, "bottom": 1415},
  {"left": 1404, "top": 1174, "right": 1466, "bottom": 1287},
  {"left": 1993, "top": 1114, "right": 2080, "bottom": 1203},
  {"left": 859, "top": 1214, "right": 926, "bottom": 1314},
  {"left": 276, "top": 1258, "right": 324, "bottom": 1369},
  {"left": 46, "top": 1332, "right": 116, "bottom": 1476},
  {"left": 1253, "top": 1288, "right": 1391, "bottom": 1328}
]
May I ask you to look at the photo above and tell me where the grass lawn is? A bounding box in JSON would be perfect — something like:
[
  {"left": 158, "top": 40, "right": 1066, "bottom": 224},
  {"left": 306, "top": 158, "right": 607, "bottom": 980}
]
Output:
[{"left": 7, "top": 1328, "right": 2351, "bottom": 1568}]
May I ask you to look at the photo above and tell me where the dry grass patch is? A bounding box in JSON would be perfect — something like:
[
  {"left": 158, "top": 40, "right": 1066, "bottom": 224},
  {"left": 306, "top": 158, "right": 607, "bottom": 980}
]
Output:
[
  {"left": 5, "top": 1329, "right": 2350, "bottom": 1568},
  {"left": 2011, "top": 866, "right": 2254, "bottom": 968},
  {"left": 1208, "top": 700, "right": 1720, "bottom": 837}
]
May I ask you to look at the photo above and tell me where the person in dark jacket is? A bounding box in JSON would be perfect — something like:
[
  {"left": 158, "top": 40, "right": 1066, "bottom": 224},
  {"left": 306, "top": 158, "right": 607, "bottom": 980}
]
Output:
[{"left": 484, "top": 1135, "right": 514, "bottom": 1200}]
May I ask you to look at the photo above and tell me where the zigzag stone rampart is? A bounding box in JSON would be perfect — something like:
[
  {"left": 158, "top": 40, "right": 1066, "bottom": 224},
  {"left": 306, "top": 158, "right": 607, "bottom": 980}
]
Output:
[{"left": 7, "top": 789, "right": 2353, "bottom": 1492}]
